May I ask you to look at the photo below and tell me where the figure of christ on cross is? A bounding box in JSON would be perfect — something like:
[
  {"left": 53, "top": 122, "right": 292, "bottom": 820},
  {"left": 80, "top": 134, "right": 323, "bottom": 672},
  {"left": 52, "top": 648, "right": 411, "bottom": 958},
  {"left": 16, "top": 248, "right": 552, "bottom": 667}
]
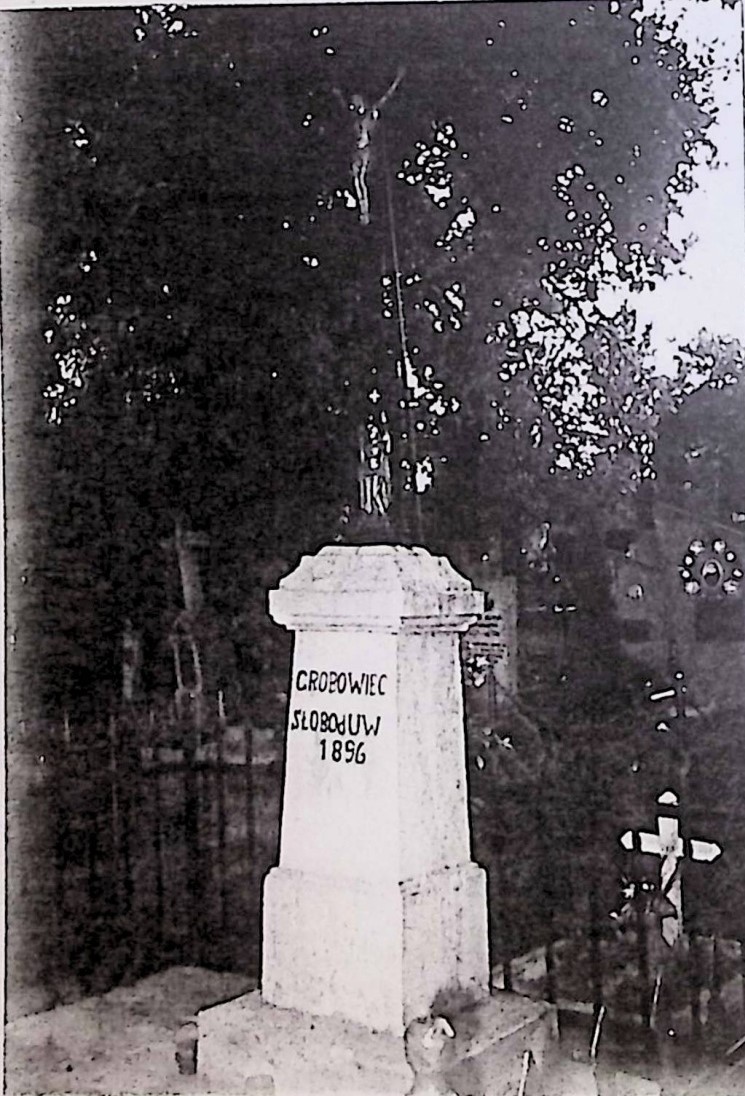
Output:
[
  {"left": 620, "top": 790, "right": 722, "bottom": 948},
  {"left": 357, "top": 417, "right": 392, "bottom": 518},
  {"left": 333, "top": 68, "right": 404, "bottom": 226}
]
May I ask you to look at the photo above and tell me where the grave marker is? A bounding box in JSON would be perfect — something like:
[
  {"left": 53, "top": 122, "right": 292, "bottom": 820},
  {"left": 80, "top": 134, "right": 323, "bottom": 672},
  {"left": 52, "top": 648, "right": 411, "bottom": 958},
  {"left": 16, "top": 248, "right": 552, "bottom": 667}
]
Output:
[
  {"left": 620, "top": 790, "right": 722, "bottom": 947},
  {"left": 261, "top": 545, "right": 490, "bottom": 1034}
]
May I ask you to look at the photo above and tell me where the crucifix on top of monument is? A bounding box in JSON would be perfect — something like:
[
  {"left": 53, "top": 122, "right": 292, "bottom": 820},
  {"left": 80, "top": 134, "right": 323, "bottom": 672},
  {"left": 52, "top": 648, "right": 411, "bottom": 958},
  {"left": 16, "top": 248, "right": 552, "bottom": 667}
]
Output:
[
  {"left": 334, "top": 67, "right": 404, "bottom": 226},
  {"left": 620, "top": 789, "right": 722, "bottom": 948},
  {"left": 356, "top": 414, "right": 393, "bottom": 527},
  {"left": 330, "top": 70, "right": 418, "bottom": 547}
]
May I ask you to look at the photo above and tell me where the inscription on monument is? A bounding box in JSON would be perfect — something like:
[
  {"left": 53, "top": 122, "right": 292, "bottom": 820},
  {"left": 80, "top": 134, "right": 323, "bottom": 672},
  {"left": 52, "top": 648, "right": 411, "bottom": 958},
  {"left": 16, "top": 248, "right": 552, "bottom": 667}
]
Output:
[
  {"left": 295, "top": 668, "right": 388, "bottom": 695},
  {"left": 289, "top": 666, "right": 388, "bottom": 766}
]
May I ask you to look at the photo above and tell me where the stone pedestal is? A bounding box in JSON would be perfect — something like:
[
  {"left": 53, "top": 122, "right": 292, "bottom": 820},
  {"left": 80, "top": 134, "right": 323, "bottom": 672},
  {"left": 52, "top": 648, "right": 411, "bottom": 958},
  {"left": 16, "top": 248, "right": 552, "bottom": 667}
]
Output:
[
  {"left": 262, "top": 545, "right": 489, "bottom": 1034},
  {"left": 197, "top": 989, "right": 557, "bottom": 1096},
  {"left": 464, "top": 574, "right": 518, "bottom": 699}
]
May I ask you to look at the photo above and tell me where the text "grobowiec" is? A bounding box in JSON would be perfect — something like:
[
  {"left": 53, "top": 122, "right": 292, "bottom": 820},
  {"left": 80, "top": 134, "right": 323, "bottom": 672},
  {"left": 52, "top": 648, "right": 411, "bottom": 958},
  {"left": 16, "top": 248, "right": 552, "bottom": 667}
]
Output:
[
  {"left": 294, "top": 669, "right": 387, "bottom": 696},
  {"left": 290, "top": 668, "right": 387, "bottom": 739}
]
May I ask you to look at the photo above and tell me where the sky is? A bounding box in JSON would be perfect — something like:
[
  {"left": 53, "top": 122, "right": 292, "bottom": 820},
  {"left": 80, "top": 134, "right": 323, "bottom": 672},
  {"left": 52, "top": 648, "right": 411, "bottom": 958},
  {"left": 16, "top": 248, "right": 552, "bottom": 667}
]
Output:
[{"left": 631, "top": 0, "right": 745, "bottom": 375}]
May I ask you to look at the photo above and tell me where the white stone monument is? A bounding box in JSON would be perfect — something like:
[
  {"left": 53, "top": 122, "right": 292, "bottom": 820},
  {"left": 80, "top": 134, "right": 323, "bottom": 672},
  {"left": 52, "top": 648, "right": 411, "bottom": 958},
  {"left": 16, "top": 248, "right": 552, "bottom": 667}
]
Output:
[
  {"left": 263, "top": 544, "right": 490, "bottom": 1033},
  {"left": 199, "top": 545, "right": 555, "bottom": 1095}
]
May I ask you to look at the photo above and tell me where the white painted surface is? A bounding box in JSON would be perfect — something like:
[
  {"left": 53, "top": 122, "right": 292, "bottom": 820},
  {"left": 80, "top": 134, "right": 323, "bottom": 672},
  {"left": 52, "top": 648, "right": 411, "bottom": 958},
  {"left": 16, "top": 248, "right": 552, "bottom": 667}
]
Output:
[
  {"left": 279, "top": 628, "right": 399, "bottom": 879},
  {"left": 262, "top": 545, "right": 489, "bottom": 1032}
]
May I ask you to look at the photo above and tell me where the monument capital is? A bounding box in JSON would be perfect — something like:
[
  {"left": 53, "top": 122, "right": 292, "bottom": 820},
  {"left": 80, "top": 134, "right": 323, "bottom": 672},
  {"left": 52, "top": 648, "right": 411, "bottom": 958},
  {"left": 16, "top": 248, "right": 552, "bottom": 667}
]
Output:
[{"left": 268, "top": 544, "right": 484, "bottom": 634}]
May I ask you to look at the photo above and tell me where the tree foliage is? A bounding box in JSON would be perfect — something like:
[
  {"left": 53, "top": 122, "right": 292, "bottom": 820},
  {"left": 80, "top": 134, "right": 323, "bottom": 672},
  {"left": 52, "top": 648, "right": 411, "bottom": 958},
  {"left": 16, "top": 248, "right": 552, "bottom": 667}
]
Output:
[{"left": 10, "top": 1, "right": 742, "bottom": 715}]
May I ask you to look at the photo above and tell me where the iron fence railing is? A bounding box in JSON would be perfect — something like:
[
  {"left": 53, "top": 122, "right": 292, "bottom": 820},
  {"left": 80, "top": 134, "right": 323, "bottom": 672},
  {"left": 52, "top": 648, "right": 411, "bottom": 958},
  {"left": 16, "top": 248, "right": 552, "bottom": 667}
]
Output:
[{"left": 8, "top": 712, "right": 281, "bottom": 1011}]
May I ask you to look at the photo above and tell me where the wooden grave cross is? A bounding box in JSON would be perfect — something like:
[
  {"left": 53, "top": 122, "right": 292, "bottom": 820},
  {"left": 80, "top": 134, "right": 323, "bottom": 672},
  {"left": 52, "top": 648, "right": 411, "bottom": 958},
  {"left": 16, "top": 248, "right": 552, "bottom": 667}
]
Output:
[{"left": 620, "top": 790, "right": 722, "bottom": 947}]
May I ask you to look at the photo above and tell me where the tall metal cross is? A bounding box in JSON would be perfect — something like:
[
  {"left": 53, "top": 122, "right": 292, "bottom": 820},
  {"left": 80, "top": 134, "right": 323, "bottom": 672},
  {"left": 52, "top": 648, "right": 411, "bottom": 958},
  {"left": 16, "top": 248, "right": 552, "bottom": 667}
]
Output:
[{"left": 620, "top": 790, "right": 722, "bottom": 947}]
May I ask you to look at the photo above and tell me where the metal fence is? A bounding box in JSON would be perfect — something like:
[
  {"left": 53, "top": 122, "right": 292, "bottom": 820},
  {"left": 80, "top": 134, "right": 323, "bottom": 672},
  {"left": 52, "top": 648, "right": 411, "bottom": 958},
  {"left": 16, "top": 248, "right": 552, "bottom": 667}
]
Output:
[{"left": 8, "top": 712, "right": 282, "bottom": 1012}]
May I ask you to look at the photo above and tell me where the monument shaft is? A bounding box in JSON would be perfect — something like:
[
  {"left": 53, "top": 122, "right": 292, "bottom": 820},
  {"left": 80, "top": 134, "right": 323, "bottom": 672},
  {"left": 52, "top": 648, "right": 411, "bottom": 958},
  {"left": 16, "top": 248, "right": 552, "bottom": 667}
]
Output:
[{"left": 264, "top": 545, "right": 490, "bottom": 1033}]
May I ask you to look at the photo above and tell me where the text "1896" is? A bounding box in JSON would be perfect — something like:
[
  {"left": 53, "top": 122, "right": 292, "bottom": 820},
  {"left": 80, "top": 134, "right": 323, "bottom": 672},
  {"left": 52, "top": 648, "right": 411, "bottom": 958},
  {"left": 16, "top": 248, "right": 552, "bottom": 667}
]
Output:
[{"left": 320, "top": 739, "right": 366, "bottom": 764}]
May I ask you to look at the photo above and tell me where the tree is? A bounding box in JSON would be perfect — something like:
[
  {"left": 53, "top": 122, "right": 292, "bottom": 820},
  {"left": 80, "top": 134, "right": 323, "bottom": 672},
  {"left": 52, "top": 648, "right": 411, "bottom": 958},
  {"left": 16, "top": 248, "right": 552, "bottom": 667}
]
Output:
[
  {"left": 286, "top": 2, "right": 711, "bottom": 502},
  {"left": 7, "top": 2, "right": 739, "bottom": 716}
]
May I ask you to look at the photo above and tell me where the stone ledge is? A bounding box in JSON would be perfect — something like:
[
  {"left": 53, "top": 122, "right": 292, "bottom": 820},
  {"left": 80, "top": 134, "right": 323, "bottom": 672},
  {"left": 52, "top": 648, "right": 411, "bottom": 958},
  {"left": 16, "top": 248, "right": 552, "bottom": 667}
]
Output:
[
  {"left": 198, "top": 991, "right": 411, "bottom": 1095},
  {"left": 442, "top": 992, "right": 557, "bottom": 1096},
  {"left": 198, "top": 989, "right": 557, "bottom": 1096}
]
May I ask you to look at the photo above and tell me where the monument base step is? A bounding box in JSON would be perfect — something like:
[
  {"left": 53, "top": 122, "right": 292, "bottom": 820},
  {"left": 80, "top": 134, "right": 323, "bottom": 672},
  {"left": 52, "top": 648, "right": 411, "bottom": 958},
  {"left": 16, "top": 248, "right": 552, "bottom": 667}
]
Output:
[
  {"left": 197, "top": 989, "right": 557, "bottom": 1096},
  {"left": 440, "top": 991, "right": 558, "bottom": 1096}
]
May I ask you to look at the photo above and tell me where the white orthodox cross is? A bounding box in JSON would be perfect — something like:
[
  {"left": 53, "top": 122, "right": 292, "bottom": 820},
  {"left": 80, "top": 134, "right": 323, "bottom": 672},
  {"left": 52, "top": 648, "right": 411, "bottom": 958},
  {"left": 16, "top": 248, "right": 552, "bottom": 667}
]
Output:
[{"left": 620, "top": 790, "right": 722, "bottom": 947}]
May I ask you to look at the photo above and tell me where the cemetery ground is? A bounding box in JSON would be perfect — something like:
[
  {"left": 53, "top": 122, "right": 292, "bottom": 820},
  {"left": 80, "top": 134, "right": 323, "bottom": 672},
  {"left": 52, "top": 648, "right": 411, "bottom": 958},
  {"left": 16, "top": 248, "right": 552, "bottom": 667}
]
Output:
[
  {"left": 6, "top": 548, "right": 745, "bottom": 1096},
  {"left": 4, "top": 965, "right": 745, "bottom": 1096},
  {"left": 7, "top": 764, "right": 745, "bottom": 1096},
  {"left": 8, "top": 754, "right": 745, "bottom": 1096}
]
